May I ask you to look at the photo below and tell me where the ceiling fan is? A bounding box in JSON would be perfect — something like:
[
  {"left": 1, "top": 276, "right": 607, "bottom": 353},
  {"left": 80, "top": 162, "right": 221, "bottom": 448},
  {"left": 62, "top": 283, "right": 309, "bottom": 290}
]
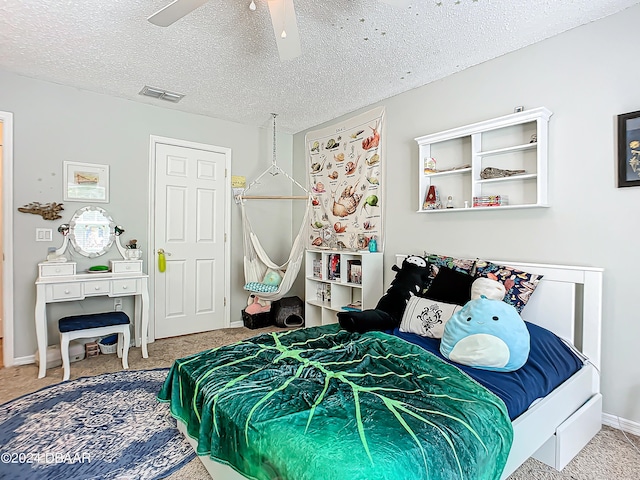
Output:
[{"left": 148, "top": 0, "right": 410, "bottom": 62}]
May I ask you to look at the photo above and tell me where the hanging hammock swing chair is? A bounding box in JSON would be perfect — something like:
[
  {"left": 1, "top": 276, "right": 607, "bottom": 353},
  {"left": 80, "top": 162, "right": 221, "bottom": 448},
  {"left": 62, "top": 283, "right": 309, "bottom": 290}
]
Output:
[{"left": 238, "top": 114, "right": 311, "bottom": 302}]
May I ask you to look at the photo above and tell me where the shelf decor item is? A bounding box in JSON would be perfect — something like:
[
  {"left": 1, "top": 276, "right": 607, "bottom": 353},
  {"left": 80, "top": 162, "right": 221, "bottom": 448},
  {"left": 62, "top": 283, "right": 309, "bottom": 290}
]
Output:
[
  {"left": 480, "top": 167, "right": 526, "bottom": 179},
  {"left": 617, "top": 109, "right": 640, "bottom": 187},
  {"left": 473, "top": 195, "right": 509, "bottom": 207},
  {"left": 423, "top": 185, "right": 441, "bottom": 210},
  {"left": 347, "top": 260, "right": 362, "bottom": 284}
]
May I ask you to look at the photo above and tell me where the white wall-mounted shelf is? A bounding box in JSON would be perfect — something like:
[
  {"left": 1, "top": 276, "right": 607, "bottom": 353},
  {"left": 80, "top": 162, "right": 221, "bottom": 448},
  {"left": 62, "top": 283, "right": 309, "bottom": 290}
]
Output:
[
  {"left": 415, "top": 107, "right": 552, "bottom": 212},
  {"left": 304, "top": 249, "right": 383, "bottom": 327}
]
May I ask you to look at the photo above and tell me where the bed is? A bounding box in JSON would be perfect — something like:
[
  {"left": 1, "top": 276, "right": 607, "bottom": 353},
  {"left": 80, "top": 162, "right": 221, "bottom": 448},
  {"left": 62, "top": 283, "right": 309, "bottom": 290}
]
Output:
[{"left": 158, "top": 258, "right": 603, "bottom": 480}]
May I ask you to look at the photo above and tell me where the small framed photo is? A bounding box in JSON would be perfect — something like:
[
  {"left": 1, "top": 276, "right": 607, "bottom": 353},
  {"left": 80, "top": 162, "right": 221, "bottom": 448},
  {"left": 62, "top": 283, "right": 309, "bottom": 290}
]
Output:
[
  {"left": 63, "top": 161, "right": 110, "bottom": 202},
  {"left": 617, "top": 110, "right": 640, "bottom": 187}
]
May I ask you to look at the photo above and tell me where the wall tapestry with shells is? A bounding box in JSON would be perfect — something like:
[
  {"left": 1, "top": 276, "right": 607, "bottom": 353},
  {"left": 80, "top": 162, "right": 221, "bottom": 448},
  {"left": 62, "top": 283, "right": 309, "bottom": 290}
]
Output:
[{"left": 306, "top": 107, "right": 384, "bottom": 251}]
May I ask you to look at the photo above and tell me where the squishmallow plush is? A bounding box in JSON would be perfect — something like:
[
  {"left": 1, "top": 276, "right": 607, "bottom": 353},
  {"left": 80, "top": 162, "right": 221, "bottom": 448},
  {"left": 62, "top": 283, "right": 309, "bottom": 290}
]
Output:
[{"left": 440, "top": 295, "right": 530, "bottom": 372}]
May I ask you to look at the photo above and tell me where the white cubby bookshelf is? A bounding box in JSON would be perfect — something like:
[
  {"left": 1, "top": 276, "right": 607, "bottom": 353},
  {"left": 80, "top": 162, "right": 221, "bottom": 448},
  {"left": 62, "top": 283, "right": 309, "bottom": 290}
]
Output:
[
  {"left": 304, "top": 249, "right": 383, "bottom": 327},
  {"left": 415, "top": 107, "right": 552, "bottom": 212}
]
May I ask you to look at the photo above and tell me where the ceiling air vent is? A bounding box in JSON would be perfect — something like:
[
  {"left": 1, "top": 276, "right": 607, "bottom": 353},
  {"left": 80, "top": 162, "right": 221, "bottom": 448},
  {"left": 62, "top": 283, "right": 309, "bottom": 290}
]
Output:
[{"left": 139, "top": 85, "right": 185, "bottom": 103}]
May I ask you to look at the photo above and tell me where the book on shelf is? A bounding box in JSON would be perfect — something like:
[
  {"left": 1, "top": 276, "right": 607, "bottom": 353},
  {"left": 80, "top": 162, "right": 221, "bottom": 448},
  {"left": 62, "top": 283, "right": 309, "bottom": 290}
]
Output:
[
  {"left": 347, "top": 260, "right": 362, "bottom": 284},
  {"left": 327, "top": 253, "right": 341, "bottom": 281},
  {"left": 316, "top": 283, "right": 331, "bottom": 302},
  {"left": 341, "top": 300, "right": 362, "bottom": 312},
  {"left": 312, "top": 259, "right": 322, "bottom": 279}
]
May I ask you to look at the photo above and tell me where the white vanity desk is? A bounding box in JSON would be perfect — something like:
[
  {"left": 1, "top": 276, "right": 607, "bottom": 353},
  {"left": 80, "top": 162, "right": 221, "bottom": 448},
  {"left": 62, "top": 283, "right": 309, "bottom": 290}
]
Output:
[
  {"left": 35, "top": 270, "right": 149, "bottom": 379},
  {"left": 35, "top": 205, "right": 149, "bottom": 379}
]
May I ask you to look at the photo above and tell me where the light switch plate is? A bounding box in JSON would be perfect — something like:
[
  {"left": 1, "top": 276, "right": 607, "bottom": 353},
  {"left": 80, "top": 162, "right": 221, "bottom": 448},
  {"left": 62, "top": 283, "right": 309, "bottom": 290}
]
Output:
[{"left": 35, "top": 228, "right": 53, "bottom": 242}]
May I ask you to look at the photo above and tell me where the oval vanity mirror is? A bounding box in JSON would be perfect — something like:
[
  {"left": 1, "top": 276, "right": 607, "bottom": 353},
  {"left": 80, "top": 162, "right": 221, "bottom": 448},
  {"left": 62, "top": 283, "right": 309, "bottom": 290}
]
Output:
[{"left": 68, "top": 206, "right": 115, "bottom": 258}]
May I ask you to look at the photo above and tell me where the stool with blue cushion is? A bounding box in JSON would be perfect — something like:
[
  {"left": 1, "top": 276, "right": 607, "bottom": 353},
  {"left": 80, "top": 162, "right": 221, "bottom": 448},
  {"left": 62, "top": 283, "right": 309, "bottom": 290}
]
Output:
[{"left": 58, "top": 311, "right": 131, "bottom": 381}]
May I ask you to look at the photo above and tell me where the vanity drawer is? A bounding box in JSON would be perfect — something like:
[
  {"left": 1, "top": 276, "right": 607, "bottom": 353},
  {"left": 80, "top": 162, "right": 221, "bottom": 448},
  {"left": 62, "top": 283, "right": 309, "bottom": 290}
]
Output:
[
  {"left": 50, "top": 283, "right": 83, "bottom": 301},
  {"left": 39, "top": 262, "right": 76, "bottom": 277},
  {"left": 110, "top": 260, "right": 143, "bottom": 274},
  {"left": 112, "top": 278, "right": 139, "bottom": 295},
  {"left": 84, "top": 280, "right": 111, "bottom": 296}
]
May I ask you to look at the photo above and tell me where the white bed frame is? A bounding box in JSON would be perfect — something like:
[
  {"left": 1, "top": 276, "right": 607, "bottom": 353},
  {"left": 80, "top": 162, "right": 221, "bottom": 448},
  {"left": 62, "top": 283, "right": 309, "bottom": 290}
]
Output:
[{"left": 177, "top": 259, "right": 604, "bottom": 479}]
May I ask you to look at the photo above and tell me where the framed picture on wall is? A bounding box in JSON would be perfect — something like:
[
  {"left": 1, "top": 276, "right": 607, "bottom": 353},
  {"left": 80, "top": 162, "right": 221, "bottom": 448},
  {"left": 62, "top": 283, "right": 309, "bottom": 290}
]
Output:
[
  {"left": 617, "top": 110, "right": 640, "bottom": 187},
  {"left": 63, "top": 161, "right": 110, "bottom": 202}
]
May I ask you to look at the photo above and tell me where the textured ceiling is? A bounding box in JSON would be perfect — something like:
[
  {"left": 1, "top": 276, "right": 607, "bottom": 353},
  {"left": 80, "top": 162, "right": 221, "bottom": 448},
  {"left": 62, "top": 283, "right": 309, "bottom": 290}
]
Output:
[{"left": 1, "top": 0, "right": 639, "bottom": 133}]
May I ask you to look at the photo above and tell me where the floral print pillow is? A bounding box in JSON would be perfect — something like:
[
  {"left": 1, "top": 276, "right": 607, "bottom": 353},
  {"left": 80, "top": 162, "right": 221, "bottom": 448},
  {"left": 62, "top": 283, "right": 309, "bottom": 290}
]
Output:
[
  {"left": 474, "top": 261, "right": 543, "bottom": 314},
  {"left": 424, "top": 252, "right": 476, "bottom": 279}
]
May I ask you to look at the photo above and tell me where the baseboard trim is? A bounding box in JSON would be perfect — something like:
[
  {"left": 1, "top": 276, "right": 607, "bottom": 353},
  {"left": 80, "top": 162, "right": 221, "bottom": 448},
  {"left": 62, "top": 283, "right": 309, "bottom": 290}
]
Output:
[
  {"left": 13, "top": 354, "right": 35, "bottom": 366},
  {"left": 602, "top": 413, "right": 640, "bottom": 436}
]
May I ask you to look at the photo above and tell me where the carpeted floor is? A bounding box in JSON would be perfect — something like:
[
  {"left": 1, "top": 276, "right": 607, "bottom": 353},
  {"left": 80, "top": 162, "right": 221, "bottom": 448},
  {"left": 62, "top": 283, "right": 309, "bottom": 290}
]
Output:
[{"left": 1, "top": 326, "right": 638, "bottom": 479}]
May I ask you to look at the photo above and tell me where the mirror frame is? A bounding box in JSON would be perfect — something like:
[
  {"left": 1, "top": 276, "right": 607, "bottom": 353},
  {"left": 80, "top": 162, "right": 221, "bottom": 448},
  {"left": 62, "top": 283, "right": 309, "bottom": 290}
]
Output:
[{"left": 68, "top": 206, "right": 116, "bottom": 258}]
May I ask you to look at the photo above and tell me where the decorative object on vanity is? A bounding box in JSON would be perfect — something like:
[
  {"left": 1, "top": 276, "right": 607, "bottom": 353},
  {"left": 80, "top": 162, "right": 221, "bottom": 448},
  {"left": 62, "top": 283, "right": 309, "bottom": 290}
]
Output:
[
  {"left": 87, "top": 265, "right": 110, "bottom": 273},
  {"left": 17, "top": 201, "right": 64, "bottom": 220},
  {"left": 63, "top": 161, "right": 110, "bottom": 203},
  {"left": 416, "top": 107, "right": 552, "bottom": 212},
  {"left": 617, "top": 109, "right": 640, "bottom": 187}
]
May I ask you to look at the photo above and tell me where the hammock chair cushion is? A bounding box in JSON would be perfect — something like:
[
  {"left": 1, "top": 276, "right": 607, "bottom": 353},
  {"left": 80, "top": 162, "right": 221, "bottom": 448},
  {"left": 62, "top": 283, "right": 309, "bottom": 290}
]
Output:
[{"left": 244, "top": 282, "right": 279, "bottom": 293}]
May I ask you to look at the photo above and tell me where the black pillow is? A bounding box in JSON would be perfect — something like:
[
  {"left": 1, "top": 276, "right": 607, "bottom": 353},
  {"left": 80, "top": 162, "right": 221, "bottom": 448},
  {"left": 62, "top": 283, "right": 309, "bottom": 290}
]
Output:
[{"left": 422, "top": 266, "right": 474, "bottom": 306}]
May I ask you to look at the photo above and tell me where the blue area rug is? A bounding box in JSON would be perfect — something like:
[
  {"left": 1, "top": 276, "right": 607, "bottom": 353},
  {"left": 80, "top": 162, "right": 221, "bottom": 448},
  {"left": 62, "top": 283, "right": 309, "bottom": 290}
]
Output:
[{"left": 0, "top": 369, "right": 195, "bottom": 480}]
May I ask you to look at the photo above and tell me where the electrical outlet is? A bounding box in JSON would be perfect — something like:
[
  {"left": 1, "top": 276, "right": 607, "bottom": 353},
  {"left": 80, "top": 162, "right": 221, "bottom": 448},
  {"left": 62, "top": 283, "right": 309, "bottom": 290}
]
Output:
[
  {"left": 114, "top": 298, "right": 123, "bottom": 311},
  {"left": 35, "top": 228, "right": 53, "bottom": 242}
]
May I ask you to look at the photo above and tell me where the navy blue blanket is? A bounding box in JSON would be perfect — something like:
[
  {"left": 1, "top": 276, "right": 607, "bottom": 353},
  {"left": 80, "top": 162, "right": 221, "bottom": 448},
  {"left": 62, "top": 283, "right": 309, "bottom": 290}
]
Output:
[{"left": 393, "top": 321, "right": 583, "bottom": 420}]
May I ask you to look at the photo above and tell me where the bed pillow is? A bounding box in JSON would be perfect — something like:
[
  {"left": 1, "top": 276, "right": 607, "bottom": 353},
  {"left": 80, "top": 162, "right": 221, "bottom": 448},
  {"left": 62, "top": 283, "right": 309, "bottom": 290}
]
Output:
[
  {"left": 424, "top": 252, "right": 476, "bottom": 278},
  {"left": 423, "top": 266, "right": 474, "bottom": 306},
  {"left": 400, "top": 296, "right": 463, "bottom": 339},
  {"left": 440, "top": 295, "right": 530, "bottom": 372},
  {"left": 474, "top": 261, "right": 543, "bottom": 314}
]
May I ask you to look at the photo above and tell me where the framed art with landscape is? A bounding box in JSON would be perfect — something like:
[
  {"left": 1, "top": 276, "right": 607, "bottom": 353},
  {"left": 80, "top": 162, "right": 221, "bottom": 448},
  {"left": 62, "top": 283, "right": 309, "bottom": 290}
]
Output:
[
  {"left": 63, "top": 161, "right": 110, "bottom": 202},
  {"left": 617, "top": 109, "right": 640, "bottom": 187}
]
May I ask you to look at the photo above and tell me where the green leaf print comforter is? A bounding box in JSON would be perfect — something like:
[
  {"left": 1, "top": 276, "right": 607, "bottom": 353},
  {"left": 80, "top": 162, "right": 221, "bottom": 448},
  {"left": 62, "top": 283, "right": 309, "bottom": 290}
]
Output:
[{"left": 158, "top": 324, "right": 513, "bottom": 480}]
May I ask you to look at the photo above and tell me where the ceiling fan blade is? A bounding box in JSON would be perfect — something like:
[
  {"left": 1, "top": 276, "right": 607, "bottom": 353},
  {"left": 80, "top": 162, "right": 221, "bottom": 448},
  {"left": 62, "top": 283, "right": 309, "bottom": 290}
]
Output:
[
  {"left": 267, "top": 0, "right": 302, "bottom": 61},
  {"left": 379, "top": 0, "right": 412, "bottom": 7},
  {"left": 148, "top": 0, "right": 210, "bottom": 27}
]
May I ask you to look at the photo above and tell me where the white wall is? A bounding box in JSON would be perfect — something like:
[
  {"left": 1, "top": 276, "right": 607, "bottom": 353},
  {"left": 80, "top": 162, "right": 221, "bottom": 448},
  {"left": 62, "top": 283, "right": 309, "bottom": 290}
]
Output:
[
  {"left": 0, "top": 69, "right": 296, "bottom": 360},
  {"left": 294, "top": 5, "right": 640, "bottom": 424}
]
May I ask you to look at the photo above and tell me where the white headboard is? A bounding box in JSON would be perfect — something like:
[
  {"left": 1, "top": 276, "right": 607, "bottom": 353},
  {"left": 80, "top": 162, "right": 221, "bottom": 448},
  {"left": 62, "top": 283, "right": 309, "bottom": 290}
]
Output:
[{"left": 396, "top": 256, "right": 604, "bottom": 370}]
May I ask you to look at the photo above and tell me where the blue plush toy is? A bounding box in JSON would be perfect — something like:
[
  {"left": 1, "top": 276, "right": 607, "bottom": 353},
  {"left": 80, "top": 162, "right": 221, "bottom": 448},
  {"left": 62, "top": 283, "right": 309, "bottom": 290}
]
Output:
[{"left": 440, "top": 295, "right": 530, "bottom": 372}]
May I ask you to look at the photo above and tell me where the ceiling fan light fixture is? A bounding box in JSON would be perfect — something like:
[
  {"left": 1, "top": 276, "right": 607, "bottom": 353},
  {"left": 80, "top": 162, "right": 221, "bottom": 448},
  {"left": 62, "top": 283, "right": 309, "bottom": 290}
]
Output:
[{"left": 139, "top": 85, "right": 185, "bottom": 103}]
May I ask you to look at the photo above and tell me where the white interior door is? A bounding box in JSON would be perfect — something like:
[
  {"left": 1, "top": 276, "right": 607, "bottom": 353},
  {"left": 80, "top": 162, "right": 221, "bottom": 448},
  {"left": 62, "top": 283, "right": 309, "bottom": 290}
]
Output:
[{"left": 153, "top": 141, "right": 228, "bottom": 338}]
